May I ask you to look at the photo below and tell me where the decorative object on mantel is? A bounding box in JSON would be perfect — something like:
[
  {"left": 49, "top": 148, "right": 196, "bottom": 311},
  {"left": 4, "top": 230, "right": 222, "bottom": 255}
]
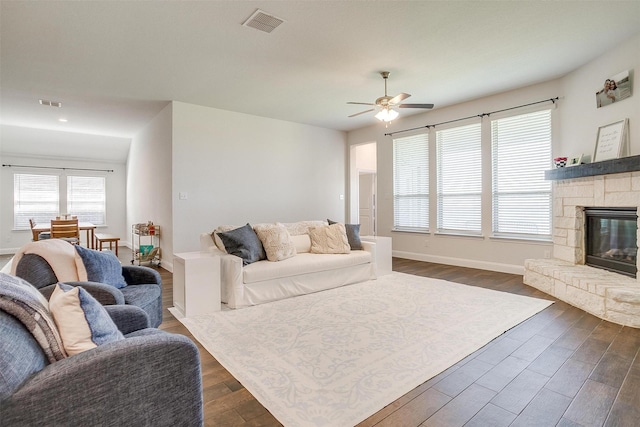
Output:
[
  {"left": 554, "top": 157, "right": 567, "bottom": 168},
  {"left": 567, "top": 154, "right": 583, "bottom": 167},
  {"left": 593, "top": 118, "right": 629, "bottom": 162},
  {"left": 595, "top": 69, "right": 632, "bottom": 108}
]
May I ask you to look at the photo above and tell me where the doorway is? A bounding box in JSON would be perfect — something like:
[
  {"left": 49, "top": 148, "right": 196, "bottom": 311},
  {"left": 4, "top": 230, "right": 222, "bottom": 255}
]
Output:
[
  {"left": 350, "top": 142, "right": 377, "bottom": 236},
  {"left": 359, "top": 172, "right": 376, "bottom": 236}
]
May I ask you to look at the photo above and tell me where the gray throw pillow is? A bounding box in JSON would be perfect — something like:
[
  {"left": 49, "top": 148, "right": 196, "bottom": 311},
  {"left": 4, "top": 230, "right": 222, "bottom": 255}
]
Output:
[
  {"left": 327, "top": 219, "right": 363, "bottom": 250},
  {"left": 217, "top": 224, "right": 266, "bottom": 265},
  {"left": 75, "top": 245, "right": 127, "bottom": 289}
]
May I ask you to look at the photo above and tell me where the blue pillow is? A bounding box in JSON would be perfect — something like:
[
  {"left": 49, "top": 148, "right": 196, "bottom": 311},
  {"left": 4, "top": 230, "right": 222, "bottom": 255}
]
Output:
[
  {"left": 49, "top": 283, "right": 124, "bottom": 356},
  {"left": 75, "top": 245, "right": 127, "bottom": 289},
  {"left": 217, "top": 223, "right": 266, "bottom": 265}
]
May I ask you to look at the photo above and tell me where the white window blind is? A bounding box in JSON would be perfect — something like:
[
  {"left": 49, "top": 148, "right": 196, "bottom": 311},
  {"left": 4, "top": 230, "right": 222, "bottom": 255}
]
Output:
[
  {"left": 393, "top": 133, "right": 429, "bottom": 232},
  {"left": 67, "top": 176, "right": 106, "bottom": 225},
  {"left": 436, "top": 123, "right": 482, "bottom": 234},
  {"left": 491, "top": 109, "right": 552, "bottom": 237},
  {"left": 14, "top": 174, "right": 59, "bottom": 229}
]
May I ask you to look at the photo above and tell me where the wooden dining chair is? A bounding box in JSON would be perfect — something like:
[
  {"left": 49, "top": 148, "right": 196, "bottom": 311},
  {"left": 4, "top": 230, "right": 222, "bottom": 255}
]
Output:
[
  {"left": 29, "top": 218, "right": 50, "bottom": 241},
  {"left": 50, "top": 218, "right": 80, "bottom": 244}
]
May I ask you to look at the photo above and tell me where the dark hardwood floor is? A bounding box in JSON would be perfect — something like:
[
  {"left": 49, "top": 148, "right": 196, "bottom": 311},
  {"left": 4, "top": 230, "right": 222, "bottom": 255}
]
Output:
[
  {"left": 156, "top": 256, "right": 640, "bottom": 427},
  {"left": 3, "top": 250, "right": 640, "bottom": 426}
]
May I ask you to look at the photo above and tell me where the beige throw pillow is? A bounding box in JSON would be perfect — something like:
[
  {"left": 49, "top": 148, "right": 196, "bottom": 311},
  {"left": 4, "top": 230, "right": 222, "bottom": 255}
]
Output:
[
  {"left": 308, "top": 223, "right": 351, "bottom": 254},
  {"left": 254, "top": 223, "right": 296, "bottom": 262}
]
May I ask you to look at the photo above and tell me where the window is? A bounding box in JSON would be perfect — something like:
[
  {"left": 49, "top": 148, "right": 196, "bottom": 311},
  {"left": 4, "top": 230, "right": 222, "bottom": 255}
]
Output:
[
  {"left": 14, "top": 174, "right": 59, "bottom": 229},
  {"left": 393, "top": 133, "right": 429, "bottom": 232},
  {"left": 13, "top": 172, "right": 107, "bottom": 228},
  {"left": 491, "top": 109, "right": 552, "bottom": 238},
  {"left": 436, "top": 123, "right": 482, "bottom": 234},
  {"left": 67, "top": 176, "right": 106, "bottom": 225}
]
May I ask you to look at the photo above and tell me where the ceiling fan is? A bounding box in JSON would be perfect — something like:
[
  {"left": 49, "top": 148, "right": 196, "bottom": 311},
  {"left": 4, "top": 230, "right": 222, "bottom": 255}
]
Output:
[{"left": 347, "top": 71, "right": 434, "bottom": 123}]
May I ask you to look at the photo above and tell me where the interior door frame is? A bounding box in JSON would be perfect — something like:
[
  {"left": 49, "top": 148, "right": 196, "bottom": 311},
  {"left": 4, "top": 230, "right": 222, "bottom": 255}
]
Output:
[{"left": 349, "top": 142, "right": 377, "bottom": 234}]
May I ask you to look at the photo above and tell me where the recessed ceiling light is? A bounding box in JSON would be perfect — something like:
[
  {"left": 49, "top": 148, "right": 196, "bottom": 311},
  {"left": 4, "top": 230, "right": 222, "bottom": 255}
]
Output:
[
  {"left": 39, "top": 99, "right": 62, "bottom": 108},
  {"left": 58, "top": 118, "right": 68, "bottom": 122}
]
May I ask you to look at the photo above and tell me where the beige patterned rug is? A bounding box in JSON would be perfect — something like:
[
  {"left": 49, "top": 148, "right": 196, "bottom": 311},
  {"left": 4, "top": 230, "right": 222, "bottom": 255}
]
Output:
[{"left": 174, "top": 272, "right": 553, "bottom": 427}]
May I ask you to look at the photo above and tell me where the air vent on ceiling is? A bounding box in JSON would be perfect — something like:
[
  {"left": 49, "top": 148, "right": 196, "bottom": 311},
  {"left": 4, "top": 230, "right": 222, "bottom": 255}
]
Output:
[
  {"left": 39, "top": 99, "right": 62, "bottom": 108},
  {"left": 242, "top": 9, "right": 284, "bottom": 33}
]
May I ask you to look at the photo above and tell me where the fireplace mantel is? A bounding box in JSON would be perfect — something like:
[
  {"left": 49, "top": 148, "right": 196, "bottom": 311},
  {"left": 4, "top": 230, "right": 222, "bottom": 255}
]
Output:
[{"left": 545, "top": 155, "right": 640, "bottom": 181}]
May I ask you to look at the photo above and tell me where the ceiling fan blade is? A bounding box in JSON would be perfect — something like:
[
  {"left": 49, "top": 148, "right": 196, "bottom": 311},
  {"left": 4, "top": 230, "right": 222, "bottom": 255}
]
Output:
[
  {"left": 398, "top": 103, "right": 434, "bottom": 109},
  {"left": 348, "top": 109, "right": 375, "bottom": 118},
  {"left": 389, "top": 92, "right": 411, "bottom": 105},
  {"left": 347, "top": 102, "right": 376, "bottom": 106}
]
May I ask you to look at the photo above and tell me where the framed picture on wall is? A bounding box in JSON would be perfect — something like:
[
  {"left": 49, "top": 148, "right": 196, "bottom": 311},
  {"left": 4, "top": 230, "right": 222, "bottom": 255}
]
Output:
[
  {"left": 596, "top": 70, "right": 633, "bottom": 108},
  {"left": 593, "top": 119, "right": 628, "bottom": 162}
]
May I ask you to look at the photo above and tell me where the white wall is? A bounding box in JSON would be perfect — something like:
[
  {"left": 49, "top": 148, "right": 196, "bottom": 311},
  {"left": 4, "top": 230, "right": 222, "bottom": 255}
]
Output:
[
  {"left": 347, "top": 32, "right": 640, "bottom": 274},
  {"left": 559, "top": 32, "right": 639, "bottom": 159},
  {"left": 126, "top": 103, "right": 173, "bottom": 269},
  {"left": 0, "top": 153, "right": 127, "bottom": 253},
  {"left": 171, "top": 101, "right": 347, "bottom": 254}
]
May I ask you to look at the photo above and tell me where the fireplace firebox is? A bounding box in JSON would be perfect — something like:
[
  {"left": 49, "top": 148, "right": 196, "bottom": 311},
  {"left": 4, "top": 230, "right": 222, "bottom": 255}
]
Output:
[{"left": 584, "top": 207, "right": 638, "bottom": 277}]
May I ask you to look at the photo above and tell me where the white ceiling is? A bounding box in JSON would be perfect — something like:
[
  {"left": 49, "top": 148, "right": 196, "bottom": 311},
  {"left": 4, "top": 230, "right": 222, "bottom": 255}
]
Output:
[{"left": 1, "top": 1, "right": 639, "bottom": 139}]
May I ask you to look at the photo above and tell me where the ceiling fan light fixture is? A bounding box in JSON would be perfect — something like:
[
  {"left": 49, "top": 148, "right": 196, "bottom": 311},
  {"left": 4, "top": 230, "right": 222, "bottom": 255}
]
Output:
[{"left": 375, "top": 107, "right": 399, "bottom": 122}]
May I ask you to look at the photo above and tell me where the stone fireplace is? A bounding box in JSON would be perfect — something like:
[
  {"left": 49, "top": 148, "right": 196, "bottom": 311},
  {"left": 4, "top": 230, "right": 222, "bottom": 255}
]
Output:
[{"left": 524, "top": 155, "right": 640, "bottom": 327}]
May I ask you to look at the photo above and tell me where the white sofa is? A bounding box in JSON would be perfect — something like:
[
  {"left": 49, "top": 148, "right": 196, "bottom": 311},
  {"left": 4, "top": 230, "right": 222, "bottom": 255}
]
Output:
[{"left": 200, "top": 221, "right": 377, "bottom": 308}]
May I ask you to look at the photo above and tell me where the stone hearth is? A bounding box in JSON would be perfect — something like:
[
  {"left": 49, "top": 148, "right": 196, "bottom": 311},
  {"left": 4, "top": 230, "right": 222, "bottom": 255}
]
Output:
[{"left": 524, "top": 159, "right": 640, "bottom": 327}]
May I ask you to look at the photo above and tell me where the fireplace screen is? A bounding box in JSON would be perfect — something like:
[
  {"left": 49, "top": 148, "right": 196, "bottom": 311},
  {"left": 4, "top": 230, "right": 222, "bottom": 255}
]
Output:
[{"left": 585, "top": 208, "right": 638, "bottom": 277}]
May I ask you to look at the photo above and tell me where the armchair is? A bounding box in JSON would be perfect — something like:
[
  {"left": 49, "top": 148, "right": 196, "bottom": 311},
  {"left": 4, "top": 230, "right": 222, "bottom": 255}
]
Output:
[
  {"left": 14, "top": 253, "right": 163, "bottom": 327},
  {"left": 0, "top": 302, "right": 203, "bottom": 426}
]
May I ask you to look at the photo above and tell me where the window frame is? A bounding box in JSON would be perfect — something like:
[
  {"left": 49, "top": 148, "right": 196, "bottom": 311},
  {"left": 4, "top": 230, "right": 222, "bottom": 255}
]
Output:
[
  {"left": 490, "top": 108, "right": 553, "bottom": 241},
  {"left": 66, "top": 175, "right": 107, "bottom": 226},
  {"left": 392, "top": 133, "right": 430, "bottom": 233},
  {"left": 13, "top": 173, "right": 60, "bottom": 230},
  {"left": 435, "top": 121, "right": 483, "bottom": 236},
  {"left": 13, "top": 170, "right": 108, "bottom": 230}
]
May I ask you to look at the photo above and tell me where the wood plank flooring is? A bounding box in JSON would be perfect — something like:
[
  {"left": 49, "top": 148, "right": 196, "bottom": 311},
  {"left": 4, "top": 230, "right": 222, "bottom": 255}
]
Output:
[
  {"left": 3, "top": 250, "right": 640, "bottom": 426},
  {"left": 156, "top": 256, "right": 640, "bottom": 426}
]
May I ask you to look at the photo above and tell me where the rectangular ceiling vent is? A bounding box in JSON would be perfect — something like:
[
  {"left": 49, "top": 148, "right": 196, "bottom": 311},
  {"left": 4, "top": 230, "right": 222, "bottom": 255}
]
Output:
[
  {"left": 242, "top": 9, "right": 284, "bottom": 34},
  {"left": 39, "top": 99, "right": 62, "bottom": 108}
]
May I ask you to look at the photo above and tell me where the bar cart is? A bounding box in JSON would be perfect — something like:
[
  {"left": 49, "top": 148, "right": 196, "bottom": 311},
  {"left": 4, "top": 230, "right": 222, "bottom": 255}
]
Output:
[{"left": 131, "top": 222, "right": 160, "bottom": 266}]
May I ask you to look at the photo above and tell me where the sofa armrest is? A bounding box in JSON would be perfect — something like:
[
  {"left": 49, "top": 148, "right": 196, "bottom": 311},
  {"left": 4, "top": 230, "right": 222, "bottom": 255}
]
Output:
[
  {"left": 41, "top": 281, "right": 125, "bottom": 305},
  {"left": 360, "top": 241, "right": 377, "bottom": 277},
  {"left": 219, "top": 253, "right": 244, "bottom": 308},
  {"left": 121, "top": 265, "right": 161, "bottom": 287},
  {"left": 361, "top": 240, "right": 375, "bottom": 254},
  {"left": 1, "top": 332, "right": 203, "bottom": 426},
  {"left": 200, "top": 232, "right": 215, "bottom": 251},
  {"left": 104, "top": 305, "right": 150, "bottom": 334}
]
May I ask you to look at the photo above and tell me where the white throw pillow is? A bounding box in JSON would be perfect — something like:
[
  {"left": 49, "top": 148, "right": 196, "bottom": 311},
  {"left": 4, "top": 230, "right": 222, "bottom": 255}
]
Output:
[
  {"left": 291, "top": 234, "right": 312, "bottom": 253},
  {"left": 49, "top": 283, "right": 124, "bottom": 356},
  {"left": 254, "top": 223, "right": 296, "bottom": 262},
  {"left": 308, "top": 224, "right": 351, "bottom": 254}
]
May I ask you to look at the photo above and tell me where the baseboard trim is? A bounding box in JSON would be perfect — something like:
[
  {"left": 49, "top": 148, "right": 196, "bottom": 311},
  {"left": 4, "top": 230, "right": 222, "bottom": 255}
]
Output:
[{"left": 393, "top": 250, "right": 524, "bottom": 275}]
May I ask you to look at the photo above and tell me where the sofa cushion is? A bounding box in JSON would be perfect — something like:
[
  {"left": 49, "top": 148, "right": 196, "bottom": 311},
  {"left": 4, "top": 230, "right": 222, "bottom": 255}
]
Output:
[
  {"left": 49, "top": 283, "right": 124, "bottom": 356},
  {"left": 328, "top": 219, "right": 363, "bottom": 250},
  {"left": 254, "top": 223, "right": 296, "bottom": 262},
  {"left": 309, "top": 224, "right": 351, "bottom": 254},
  {"left": 75, "top": 245, "right": 127, "bottom": 289},
  {"left": 243, "top": 251, "right": 371, "bottom": 283},
  {"left": 281, "top": 220, "right": 328, "bottom": 236},
  {"left": 291, "top": 234, "right": 311, "bottom": 253},
  {"left": 217, "top": 224, "right": 266, "bottom": 266}
]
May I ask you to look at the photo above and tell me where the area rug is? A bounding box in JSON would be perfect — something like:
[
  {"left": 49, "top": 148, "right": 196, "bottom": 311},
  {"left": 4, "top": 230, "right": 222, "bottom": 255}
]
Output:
[{"left": 174, "top": 272, "right": 553, "bottom": 427}]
